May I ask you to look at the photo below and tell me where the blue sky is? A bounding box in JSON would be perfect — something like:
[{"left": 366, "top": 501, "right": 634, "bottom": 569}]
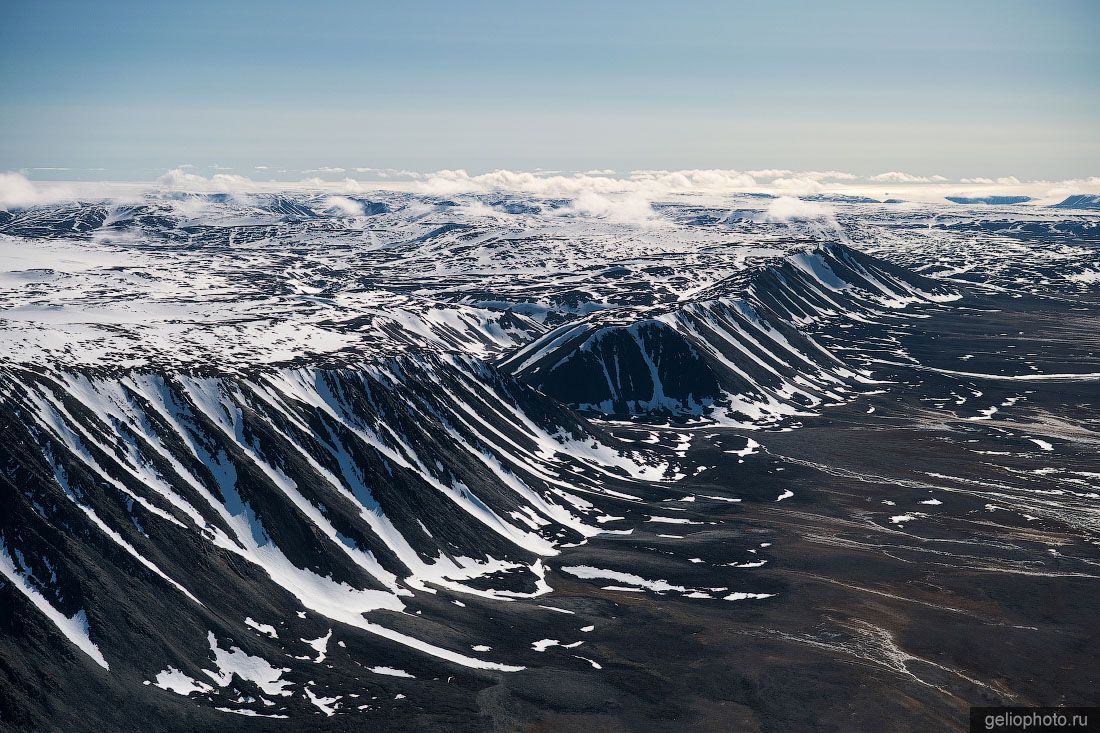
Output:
[{"left": 2, "top": 0, "right": 1097, "bottom": 180}]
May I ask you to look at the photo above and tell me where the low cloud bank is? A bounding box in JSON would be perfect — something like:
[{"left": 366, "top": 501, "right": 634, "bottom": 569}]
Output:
[
  {"left": 869, "top": 171, "right": 949, "bottom": 183},
  {"left": 565, "top": 191, "right": 656, "bottom": 223},
  {"left": 408, "top": 168, "right": 877, "bottom": 220},
  {"left": 322, "top": 196, "right": 365, "bottom": 216},
  {"left": 411, "top": 168, "right": 862, "bottom": 198},
  {"left": 156, "top": 168, "right": 256, "bottom": 192},
  {"left": 761, "top": 196, "right": 835, "bottom": 223},
  {"left": 6, "top": 167, "right": 1100, "bottom": 213},
  {"left": 0, "top": 172, "right": 74, "bottom": 208}
]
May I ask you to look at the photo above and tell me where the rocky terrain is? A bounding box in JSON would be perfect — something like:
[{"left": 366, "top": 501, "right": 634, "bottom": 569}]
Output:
[{"left": 1, "top": 190, "right": 1097, "bottom": 731}]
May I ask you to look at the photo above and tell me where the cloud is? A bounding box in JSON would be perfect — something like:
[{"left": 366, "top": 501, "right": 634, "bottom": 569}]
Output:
[
  {"left": 801, "top": 170, "right": 859, "bottom": 181},
  {"left": 339, "top": 178, "right": 379, "bottom": 194},
  {"left": 564, "top": 190, "right": 656, "bottom": 223},
  {"left": 869, "top": 171, "right": 948, "bottom": 183},
  {"left": 761, "top": 196, "right": 835, "bottom": 223},
  {"left": 415, "top": 170, "right": 667, "bottom": 221},
  {"left": 685, "top": 170, "right": 857, "bottom": 188},
  {"left": 1037, "top": 176, "right": 1100, "bottom": 199},
  {"left": 417, "top": 168, "right": 770, "bottom": 199},
  {"left": 305, "top": 166, "right": 346, "bottom": 174},
  {"left": 0, "top": 172, "right": 47, "bottom": 207},
  {"left": 746, "top": 169, "right": 793, "bottom": 179},
  {"left": 156, "top": 168, "right": 255, "bottom": 192},
  {"left": 353, "top": 167, "right": 422, "bottom": 179},
  {"left": 11, "top": 166, "right": 1098, "bottom": 211},
  {"left": 770, "top": 177, "right": 826, "bottom": 195},
  {"left": 454, "top": 198, "right": 510, "bottom": 219},
  {"left": 410, "top": 168, "right": 911, "bottom": 223},
  {"left": 418, "top": 169, "right": 607, "bottom": 196},
  {"left": 410, "top": 168, "right": 892, "bottom": 202},
  {"left": 628, "top": 169, "right": 758, "bottom": 189},
  {"left": 156, "top": 169, "right": 208, "bottom": 189},
  {"left": 739, "top": 169, "right": 855, "bottom": 182},
  {"left": 0, "top": 172, "right": 74, "bottom": 208},
  {"left": 322, "top": 196, "right": 364, "bottom": 216},
  {"left": 959, "top": 175, "right": 1022, "bottom": 185}
]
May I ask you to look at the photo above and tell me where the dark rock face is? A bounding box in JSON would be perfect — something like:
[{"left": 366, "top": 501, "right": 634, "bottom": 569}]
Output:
[{"left": 511, "top": 320, "right": 722, "bottom": 415}]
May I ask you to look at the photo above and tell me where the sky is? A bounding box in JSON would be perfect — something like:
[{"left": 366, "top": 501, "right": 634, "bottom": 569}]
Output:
[{"left": 1, "top": 0, "right": 1098, "bottom": 182}]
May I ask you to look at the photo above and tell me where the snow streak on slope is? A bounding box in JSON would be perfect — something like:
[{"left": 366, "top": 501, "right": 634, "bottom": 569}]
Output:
[
  {"left": 504, "top": 242, "right": 957, "bottom": 423},
  {"left": 0, "top": 543, "right": 109, "bottom": 670},
  {"left": 0, "top": 355, "right": 678, "bottom": 698}
]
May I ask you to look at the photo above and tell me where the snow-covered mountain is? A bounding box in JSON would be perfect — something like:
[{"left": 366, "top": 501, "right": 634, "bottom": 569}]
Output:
[
  {"left": 503, "top": 241, "right": 956, "bottom": 422},
  {"left": 1052, "top": 193, "right": 1100, "bottom": 210},
  {"left": 2, "top": 190, "right": 1098, "bottom": 729}
]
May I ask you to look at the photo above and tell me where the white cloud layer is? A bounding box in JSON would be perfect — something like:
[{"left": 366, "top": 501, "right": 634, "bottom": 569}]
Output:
[
  {"left": 761, "top": 196, "right": 836, "bottom": 223},
  {"left": 869, "top": 171, "right": 949, "bottom": 183},
  {"left": 156, "top": 168, "right": 255, "bottom": 192},
  {"left": 564, "top": 191, "right": 656, "bottom": 223},
  {"left": 6, "top": 168, "right": 1100, "bottom": 214},
  {"left": 353, "top": 167, "right": 423, "bottom": 179},
  {"left": 322, "top": 196, "right": 365, "bottom": 216},
  {"left": 0, "top": 172, "right": 74, "bottom": 208}
]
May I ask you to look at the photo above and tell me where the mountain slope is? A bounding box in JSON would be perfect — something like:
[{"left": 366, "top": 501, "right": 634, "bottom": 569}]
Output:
[
  {"left": 0, "top": 355, "right": 676, "bottom": 724},
  {"left": 503, "top": 242, "right": 957, "bottom": 422}
]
